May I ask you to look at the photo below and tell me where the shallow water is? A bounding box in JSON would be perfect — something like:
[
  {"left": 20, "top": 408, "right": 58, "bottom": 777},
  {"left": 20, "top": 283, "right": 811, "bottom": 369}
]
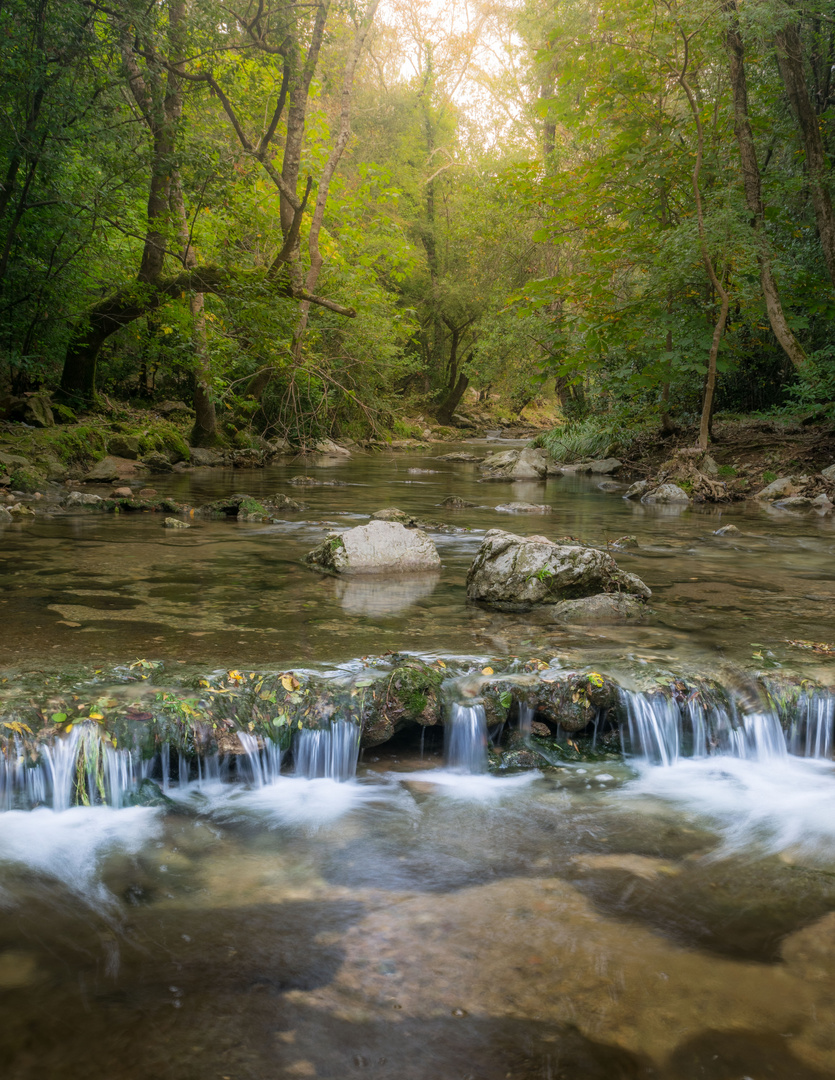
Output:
[
  {"left": 1, "top": 442, "right": 834, "bottom": 676},
  {"left": 2, "top": 443, "right": 835, "bottom": 1078},
  {"left": 2, "top": 757, "right": 835, "bottom": 1078}
]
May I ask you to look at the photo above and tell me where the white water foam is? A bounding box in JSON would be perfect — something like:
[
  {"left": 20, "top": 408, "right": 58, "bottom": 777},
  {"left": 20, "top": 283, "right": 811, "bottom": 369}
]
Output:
[
  {"left": 625, "top": 755, "right": 835, "bottom": 862},
  {"left": 191, "top": 776, "right": 410, "bottom": 831},
  {"left": 0, "top": 805, "right": 163, "bottom": 902},
  {"left": 395, "top": 768, "right": 540, "bottom": 800}
]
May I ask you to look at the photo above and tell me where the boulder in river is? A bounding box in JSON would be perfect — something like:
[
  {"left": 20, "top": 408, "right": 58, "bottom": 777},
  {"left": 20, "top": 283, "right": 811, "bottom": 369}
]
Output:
[
  {"left": 495, "top": 502, "right": 552, "bottom": 513},
  {"left": 190, "top": 447, "right": 223, "bottom": 466},
  {"left": 0, "top": 506, "right": 12, "bottom": 523},
  {"left": 305, "top": 519, "right": 441, "bottom": 574},
  {"left": 163, "top": 517, "right": 190, "bottom": 529},
  {"left": 754, "top": 476, "right": 802, "bottom": 500},
  {"left": 371, "top": 507, "right": 410, "bottom": 522},
  {"left": 85, "top": 456, "right": 147, "bottom": 482},
  {"left": 623, "top": 480, "right": 650, "bottom": 500},
  {"left": 141, "top": 451, "right": 173, "bottom": 473},
  {"left": 588, "top": 458, "right": 622, "bottom": 474},
  {"left": 822, "top": 464, "right": 835, "bottom": 482},
  {"left": 65, "top": 491, "right": 103, "bottom": 506},
  {"left": 435, "top": 452, "right": 483, "bottom": 462},
  {"left": 438, "top": 496, "right": 476, "bottom": 508},
  {"left": 466, "top": 529, "right": 651, "bottom": 609},
  {"left": 479, "top": 448, "right": 548, "bottom": 480},
  {"left": 713, "top": 524, "right": 740, "bottom": 535},
  {"left": 641, "top": 483, "right": 690, "bottom": 504}
]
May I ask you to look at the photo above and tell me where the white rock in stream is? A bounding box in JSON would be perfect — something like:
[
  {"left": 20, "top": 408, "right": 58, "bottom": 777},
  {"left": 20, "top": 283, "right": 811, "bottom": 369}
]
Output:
[{"left": 304, "top": 520, "right": 441, "bottom": 574}]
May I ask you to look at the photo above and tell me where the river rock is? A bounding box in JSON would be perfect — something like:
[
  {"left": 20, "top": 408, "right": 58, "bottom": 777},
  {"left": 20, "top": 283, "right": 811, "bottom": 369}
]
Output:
[
  {"left": 641, "top": 483, "right": 690, "bottom": 504},
  {"left": 597, "top": 481, "right": 622, "bottom": 493},
  {"left": 142, "top": 451, "right": 173, "bottom": 472},
  {"left": 289, "top": 475, "right": 347, "bottom": 486},
  {"left": 623, "top": 480, "right": 650, "bottom": 499},
  {"left": 812, "top": 493, "right": 833, "bottom": 511},
  {"left": 371, "top": 507, "right": 410, "bottom": 522},
  {"left": 495, "top": 502, "right": 552, "bottom": 513},
  {"left": 543, "top": 594, "right": 648, "bottom": 623},
  {"left": 0, "top": 452, "right": 31, "bottom": 471},
  {"left": 821, "top": 464, "right": 835, "bottom": 482},
  {"left": 438, "top": 496, "right": 476, "bottom": 508},
  {"left": 713, "top": 524, "right": 740, "bottom": 535},
  {"left": 466, "top": 529, "right": 651, "bottom": 609},
  {"left": 435, "top": 452, "right": 483, "bottom": 462},
  {"left": 305, "top": 520, "right": 441, "bottom": 574},
  {"left": 66, "top": 491, "right": 103, "bottom": 506},
  {"left": 754, "top": 476, "right": 800, "bottom": 500},
  {"left": 612, "top": 535, "right": 640, "bottom": 548},
  {"left": 85, "top": 456, "right": 146, "bottom": 482},
  {"left": 190, "top": 447, "right": 222, "bottom": 466},
  {"left": 272, "top": 494, "right": 307, "bottom": 511},
  {"left": 588, "top": 458, "right": 622, "bottom": 474},
  {"left": 479, "top": 448, "right": 548, "bottom": 480},
  {"left": 110, "top": 486, "right": 133, "bottom": 498},
  {"left": 163, "top": 517, "right": 190, "bottom": 529},
  {"left": 0, "top": 506, "right": 12, "bottom": 523},
  {"left": 108, "top": 435, "right": 140, "bottom": 459},
  {"left": 313, "top": 438, "right": 350, "bottom": 456}
]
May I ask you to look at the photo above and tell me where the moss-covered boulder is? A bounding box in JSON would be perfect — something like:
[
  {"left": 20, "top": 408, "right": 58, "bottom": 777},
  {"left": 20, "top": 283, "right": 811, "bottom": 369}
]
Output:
[{"left": 466, "top": 530, "right": 651, "bottom": 610}]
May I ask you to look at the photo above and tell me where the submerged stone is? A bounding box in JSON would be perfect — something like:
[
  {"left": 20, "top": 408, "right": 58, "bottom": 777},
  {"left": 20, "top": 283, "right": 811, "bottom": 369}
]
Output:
[
  {"left": 713, "top": 524, "right": 740, "bottom": 535},
  {"left": 543, "top": 593, "right": 648, "bottom": 623},
  {"left": 438, "top": 495, "right": 476, "bottom": 508},
  {"left": 163, "top": 517, "right": 190, "bottom": 529}
]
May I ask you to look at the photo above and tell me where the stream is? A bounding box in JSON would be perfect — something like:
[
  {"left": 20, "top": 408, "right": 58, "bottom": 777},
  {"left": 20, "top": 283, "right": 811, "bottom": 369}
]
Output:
[{"left": 1, "top": 442, "right": 835, "bottom": 1079}]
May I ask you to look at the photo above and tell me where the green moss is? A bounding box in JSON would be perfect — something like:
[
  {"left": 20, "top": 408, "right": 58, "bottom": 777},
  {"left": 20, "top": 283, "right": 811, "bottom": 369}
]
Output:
[
  {"left": 40, "top": 425, "right": 107, "bottom": 465},
  {"left": 763, "top": 470, "right": 778, "bottom": 484},
  {"left": 9, "top": 466, "right": 46, "bottom": 492},
  {"left": 717, "top": 465, "right": 737, "bottom": 479}
]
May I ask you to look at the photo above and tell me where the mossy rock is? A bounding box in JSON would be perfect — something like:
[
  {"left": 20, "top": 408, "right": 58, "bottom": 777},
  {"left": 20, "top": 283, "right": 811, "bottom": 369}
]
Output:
[{"left": 9, "top": 466, "right": 46, "bottom": 492}]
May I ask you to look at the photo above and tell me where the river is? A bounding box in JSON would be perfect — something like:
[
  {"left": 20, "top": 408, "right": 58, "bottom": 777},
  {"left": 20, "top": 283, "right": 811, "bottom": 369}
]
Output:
[{"left": 0, "top": 442, "right": 834, "bottom": 1078}]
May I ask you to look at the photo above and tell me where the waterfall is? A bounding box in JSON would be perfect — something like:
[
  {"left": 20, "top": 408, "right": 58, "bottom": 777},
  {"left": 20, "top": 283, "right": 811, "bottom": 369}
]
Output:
[
  {"left": 445, "top": 703, "right": 488, "bottom": 773},
  {"left": 621, "top": 688, "right": 787, "bottom": 766},
  {"left": 293, "top": 720, "right": 360, "bottom": 781},
  {"left": 237, "top": 732, "right": 285, "bottom": 786},
  {"left": 788, "top": 692, "right": 834, "bottom": 760}
]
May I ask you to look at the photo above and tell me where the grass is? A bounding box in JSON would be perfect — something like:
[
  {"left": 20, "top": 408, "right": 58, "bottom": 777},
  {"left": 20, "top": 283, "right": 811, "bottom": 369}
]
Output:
[{"left": 532, "top": 417, "right": 626, "bottom": 463}]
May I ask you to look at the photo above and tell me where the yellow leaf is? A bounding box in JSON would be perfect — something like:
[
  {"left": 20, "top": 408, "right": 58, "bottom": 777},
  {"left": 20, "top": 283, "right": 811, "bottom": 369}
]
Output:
[
  {"left": 280, "top": 674, "right": 300, "bottom": 692},
  {"left": 89, "top": 712, "right": 104, "bottom": 720},
  {"left": 297, "top": 720, "right": 303, "bottom": 730},
  {"left": 482, "top": 667, "right": 494, "bottom": 675}
]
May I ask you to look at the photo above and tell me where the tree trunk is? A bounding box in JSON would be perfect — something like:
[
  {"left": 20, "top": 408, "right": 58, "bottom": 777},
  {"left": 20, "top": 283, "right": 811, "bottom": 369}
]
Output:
[
  {"left": 676, "top": 35, "right": 731, "bottom": 452},
  {"left": 436, "top": 372, "right": 470, "bottom": 425},
  {"left": 775, "top": 19, "right": 835, "bottom": 288},
  {"left": 726, "top": 6, "right": 807, "bottom": 368}
]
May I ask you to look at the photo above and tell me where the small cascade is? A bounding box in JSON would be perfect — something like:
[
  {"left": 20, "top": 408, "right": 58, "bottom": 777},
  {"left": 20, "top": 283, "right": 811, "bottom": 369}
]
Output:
[
  {"left": 445, "top": 703, "right": 488, "bottom": 773},
  {"left": 622, "top": 693, "right": 683, "bottom": 766},
  {"left": 104, "top": 746, "right": 153, "bottom": 809},
  {"left": 621, "top": 688, "right": 787, "bottom": 766},
  {"left": 237, "top": 732, "right": 285, "bottom": 786},
  {"left": 788, "top": 692, "right": 835, "bottom": 760},
  {"left": 293, "top": 720, "right": 360, "bottom": 781},
  {"left": 40, "top": 726, "right": 83, "bottom": 810}
]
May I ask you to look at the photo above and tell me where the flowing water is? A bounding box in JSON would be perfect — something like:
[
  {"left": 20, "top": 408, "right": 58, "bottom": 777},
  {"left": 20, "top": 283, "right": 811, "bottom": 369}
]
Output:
[{"left": 2, "top": 442, "right": 835, "bottom": 1078}]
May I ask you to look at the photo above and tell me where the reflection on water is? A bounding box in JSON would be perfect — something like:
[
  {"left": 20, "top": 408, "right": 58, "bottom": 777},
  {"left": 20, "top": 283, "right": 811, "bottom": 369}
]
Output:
[
  {"left": 0, "top": 442, "right": 832, "bottom": 673},
  {"left": 333, "top": 571, "right": 440, "bottom": 616}
]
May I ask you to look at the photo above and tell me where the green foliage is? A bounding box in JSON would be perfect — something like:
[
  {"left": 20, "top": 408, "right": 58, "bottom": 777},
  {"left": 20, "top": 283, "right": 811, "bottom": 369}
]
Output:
[{"left": 533, "top": 418, "right": 622, "bottom": 462}]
